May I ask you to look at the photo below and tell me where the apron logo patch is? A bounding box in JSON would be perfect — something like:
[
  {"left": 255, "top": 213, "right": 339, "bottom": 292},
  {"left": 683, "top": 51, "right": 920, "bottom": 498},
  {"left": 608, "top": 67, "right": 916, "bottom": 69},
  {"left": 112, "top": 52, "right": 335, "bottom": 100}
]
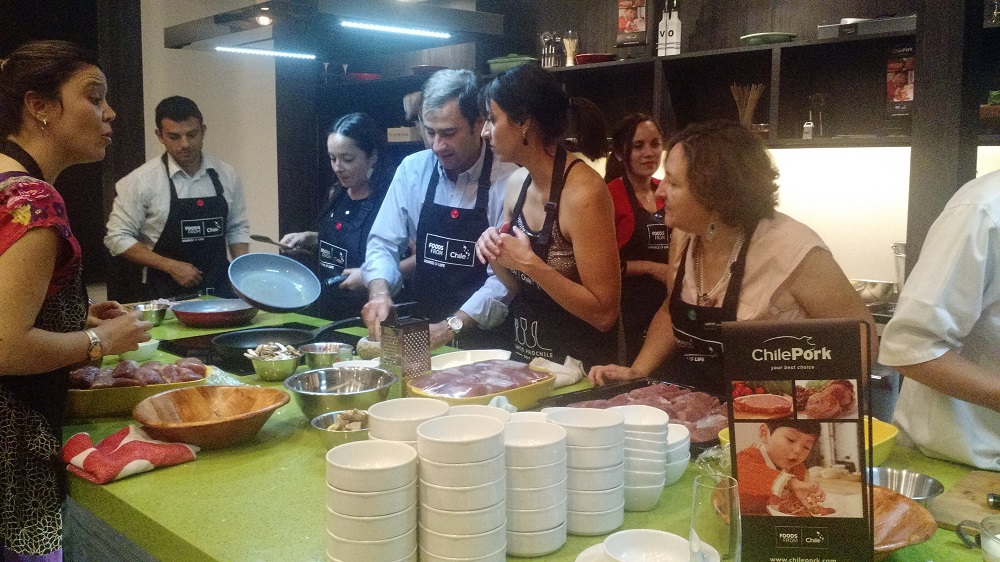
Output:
[
  {"left": 646, "top": 224, "right": 669, "bottom": 250},
  {"left": 180, "top": 217, "right": 225, "bottom": 241},
  {"left": 422, "top": 234, "right": 476, "bottom": 267},
  {"left": 319, "top": 241, "right": 347, "bottom": 270},
  {"left": 513, "top": 316, "right": 553, "bottom": 357}
]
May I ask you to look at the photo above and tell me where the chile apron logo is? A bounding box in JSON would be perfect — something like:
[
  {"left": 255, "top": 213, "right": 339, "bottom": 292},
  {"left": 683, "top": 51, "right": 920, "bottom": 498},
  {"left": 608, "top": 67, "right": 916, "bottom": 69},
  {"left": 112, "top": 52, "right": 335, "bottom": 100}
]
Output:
[
  {"left": 422, "top": 233, "right": 476, "bottom": 268},
  {"left": 318, "top": 241, "right": 347, "bottom": 271},
  {"left": 180, "top": 217, "right": 224, "bottom": 242},
  {"left": 646, "top": 224, "right": 669, "bottom": 250}
]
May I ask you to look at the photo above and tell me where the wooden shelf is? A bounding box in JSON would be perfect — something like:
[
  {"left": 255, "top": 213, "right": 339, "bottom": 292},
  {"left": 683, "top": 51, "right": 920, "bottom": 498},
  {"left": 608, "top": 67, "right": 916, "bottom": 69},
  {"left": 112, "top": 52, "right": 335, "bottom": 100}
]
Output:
[{"left": 769, "top": 136, "right": 911, "bottom": 149}]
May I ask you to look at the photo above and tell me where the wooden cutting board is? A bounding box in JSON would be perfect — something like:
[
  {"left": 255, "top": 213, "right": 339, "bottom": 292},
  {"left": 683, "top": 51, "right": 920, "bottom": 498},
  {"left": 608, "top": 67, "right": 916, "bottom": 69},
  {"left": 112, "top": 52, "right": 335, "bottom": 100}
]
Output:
[{"left": 928, "top": 470, "right": 1000, "bottom": 530}]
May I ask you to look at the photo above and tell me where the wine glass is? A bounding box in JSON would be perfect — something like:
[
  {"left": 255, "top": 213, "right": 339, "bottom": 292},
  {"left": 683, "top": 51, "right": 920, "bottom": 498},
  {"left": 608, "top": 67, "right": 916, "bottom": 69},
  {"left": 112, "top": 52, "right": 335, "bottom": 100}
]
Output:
[{"left": 690, "top": 474, "right": 741, "bottom": 562}]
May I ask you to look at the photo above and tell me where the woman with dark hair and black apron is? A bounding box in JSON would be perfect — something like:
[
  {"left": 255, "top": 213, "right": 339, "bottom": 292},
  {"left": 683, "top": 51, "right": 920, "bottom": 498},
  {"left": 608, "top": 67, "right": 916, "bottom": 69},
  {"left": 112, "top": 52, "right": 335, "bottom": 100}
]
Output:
[{"left": 146, "top": 153, "right": 233, "bottom": 299}]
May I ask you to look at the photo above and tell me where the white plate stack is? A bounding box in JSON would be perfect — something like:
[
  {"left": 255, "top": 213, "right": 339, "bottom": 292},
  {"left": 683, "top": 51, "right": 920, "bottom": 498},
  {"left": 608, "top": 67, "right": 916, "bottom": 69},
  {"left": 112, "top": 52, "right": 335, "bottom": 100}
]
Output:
[
  {"left": 609, "top": 404, "right": 671, "bottom": 512},
  {"left": 546, "top": 408, "right": 626, "bottom": 536},
  {"left": 503, "top": 420, "right": 569, "bottom": 557},
  {"left": 367, "top": 397, "right": 451, "bottom": 452},
  {"left": 416, "top": 415, "right": 507, "bottom": 562},
  {"left": 324, "top": 440, "right": 419, "bottom": 562},
  {"left": 664, "top": 423, "right": 692, "bottom": 484}
]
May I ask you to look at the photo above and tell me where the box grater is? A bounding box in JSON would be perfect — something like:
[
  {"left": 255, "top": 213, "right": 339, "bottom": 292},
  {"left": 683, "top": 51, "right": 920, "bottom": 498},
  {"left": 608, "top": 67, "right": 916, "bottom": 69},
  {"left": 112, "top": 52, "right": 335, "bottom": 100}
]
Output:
[{"left": 379, "top": 316, "right": 430, "bottom": 397}]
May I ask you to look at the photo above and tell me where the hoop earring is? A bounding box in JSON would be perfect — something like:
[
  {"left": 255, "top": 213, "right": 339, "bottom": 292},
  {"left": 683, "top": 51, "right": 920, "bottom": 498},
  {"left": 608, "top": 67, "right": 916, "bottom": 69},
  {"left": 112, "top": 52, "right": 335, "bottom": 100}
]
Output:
[{"left": 521, "top": 129, "right": 528, "bottom": 146}]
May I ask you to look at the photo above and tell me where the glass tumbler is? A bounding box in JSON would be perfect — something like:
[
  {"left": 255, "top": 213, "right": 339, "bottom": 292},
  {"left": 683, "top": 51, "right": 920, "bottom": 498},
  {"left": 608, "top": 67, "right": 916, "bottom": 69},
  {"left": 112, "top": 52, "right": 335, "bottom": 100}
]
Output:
[{"left": 690, "top": 474, "right": 741, "bottom": 562}]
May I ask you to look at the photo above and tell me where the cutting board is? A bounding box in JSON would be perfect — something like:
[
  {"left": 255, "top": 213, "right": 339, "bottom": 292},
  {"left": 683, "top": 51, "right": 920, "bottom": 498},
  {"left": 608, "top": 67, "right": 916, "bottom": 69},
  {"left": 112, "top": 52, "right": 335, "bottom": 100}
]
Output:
[{"left": 928, "top": 470, "right": 1000, "bottom": 530}]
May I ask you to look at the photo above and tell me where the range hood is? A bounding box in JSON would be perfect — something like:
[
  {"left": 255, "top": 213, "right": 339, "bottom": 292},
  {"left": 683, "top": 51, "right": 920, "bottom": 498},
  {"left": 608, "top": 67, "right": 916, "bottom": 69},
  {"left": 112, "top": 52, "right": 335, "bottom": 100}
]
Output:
[{"left": 164, "top": 0, "right": 504, "bottom": 59}]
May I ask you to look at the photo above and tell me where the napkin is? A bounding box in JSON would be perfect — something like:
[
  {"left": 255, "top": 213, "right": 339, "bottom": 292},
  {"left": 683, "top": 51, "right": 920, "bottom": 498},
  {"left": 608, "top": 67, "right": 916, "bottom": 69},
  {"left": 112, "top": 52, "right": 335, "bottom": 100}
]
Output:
[
  {"left": 62, "top": 425, "right": 199, "bottom": 484},
  {"left": 529, "top": 356, "right": 585, "bottom": 388}
]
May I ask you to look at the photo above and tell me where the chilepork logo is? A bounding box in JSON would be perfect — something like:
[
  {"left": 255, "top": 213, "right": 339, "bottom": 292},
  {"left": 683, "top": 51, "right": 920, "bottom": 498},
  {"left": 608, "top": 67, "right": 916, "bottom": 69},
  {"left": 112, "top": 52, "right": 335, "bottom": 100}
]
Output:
[{"left": 752, "top": 335, "right": 832, "bottom": 362}]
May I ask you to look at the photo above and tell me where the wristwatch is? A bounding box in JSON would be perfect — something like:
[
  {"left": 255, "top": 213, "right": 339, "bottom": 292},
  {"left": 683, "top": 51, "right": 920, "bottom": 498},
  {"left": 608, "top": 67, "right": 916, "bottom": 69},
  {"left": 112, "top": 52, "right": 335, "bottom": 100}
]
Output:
[
  {"left": 446, "top": 316, "right": 464, "bottom": 335},
  {"left": 84, "top": 329, "right": 104, "bottom": 361}
]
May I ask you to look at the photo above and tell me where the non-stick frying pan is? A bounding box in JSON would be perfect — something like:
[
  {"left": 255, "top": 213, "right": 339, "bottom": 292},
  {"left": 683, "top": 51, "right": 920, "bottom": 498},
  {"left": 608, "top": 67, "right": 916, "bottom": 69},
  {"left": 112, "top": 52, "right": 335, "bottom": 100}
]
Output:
[
  {"left": 212, "top": 317, "right": 363, "bottom": 371},
  {"left": 171, "top": 299, "right": 259, "bottom": 328}
]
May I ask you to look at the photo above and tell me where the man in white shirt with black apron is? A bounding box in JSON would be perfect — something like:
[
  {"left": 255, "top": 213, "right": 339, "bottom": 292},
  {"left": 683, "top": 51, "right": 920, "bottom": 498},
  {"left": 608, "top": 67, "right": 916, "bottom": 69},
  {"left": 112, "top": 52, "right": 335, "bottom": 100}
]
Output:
[
  {"left": 105, "top": 96, "right": 250, "bottom": 299},
  {"left": 362, "top": 70, "right": 519, "bottom": 350}
]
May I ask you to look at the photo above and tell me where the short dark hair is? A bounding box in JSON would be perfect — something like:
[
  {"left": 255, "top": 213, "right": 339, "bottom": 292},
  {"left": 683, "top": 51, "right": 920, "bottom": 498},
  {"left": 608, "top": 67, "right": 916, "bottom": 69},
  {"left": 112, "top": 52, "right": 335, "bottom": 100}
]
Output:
[
  {"left": 666, "top": 120, "right": 779, "bottom": 228},
  {"left": 421, "top": 69, "right": 481, "bottom": 131},
  {"left": 155, "top": 96, "right": 203, "bottom": 129},
  {"left": 0, "top": 40, "right": 99, "bottom": 137},
  {"left": 766, "top": 420, "right": 821, "bottom": 437},
  {"left": 605, "top": 113, "right": 663, "bottom": 182},
  {"left": 480, "top": 63, "right": 608, "bottom": 160}
]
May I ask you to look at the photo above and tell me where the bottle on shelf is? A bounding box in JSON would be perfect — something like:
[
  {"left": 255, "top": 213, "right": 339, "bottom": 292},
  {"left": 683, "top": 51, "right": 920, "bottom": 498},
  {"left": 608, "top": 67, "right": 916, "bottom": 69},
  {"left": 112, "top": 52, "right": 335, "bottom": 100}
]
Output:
[{"left": 657, "top": 0, "right": 681, "bottom": 56}]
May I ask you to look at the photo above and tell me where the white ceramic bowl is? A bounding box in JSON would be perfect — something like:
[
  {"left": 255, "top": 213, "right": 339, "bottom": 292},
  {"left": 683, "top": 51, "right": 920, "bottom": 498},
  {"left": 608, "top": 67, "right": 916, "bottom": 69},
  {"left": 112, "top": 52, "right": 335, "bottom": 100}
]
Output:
[
  {"left": 624, "top": 435, "right": 669, "bottom": 454},
  {"left": 667, "top": 423, "right": 691, "bottom": 447},
  {"left": 119, "top": 339, "right": 160, "bottom": 362},
  {"left": 419, "top": 476, "right": 507, "bottom": 512},
  {"left": 325, "top": 525, "right": 416, "bottom": 561},
  {"left": 325, "top": 440, "right": 417, "bottom": 492},
  {"left": 625, "top": 427, "right": 669, "bottom": 441},
  {"left": 604, "top": 529, "right": 688, "bottom": 561},
  {"left": 624, "top": 446, "right": 668, "bottom": 462},
  {"left": 503, "top": 421, "right": 567, "bottom": 468},
  {"left": 367, "top": 397, "right": 449, "bottom": 441},
  {"left": 419, "top": 500, "right": 507, "bottom": 536},
  {"left": 419, "top": 544, "right": 506, "bottom": 562},
  {"left": 545, "top": 408, "right": 625, "bottom": 447},
  {"left": 417, "top": 415, "right": 505, "bottom": 465},
  {"left": 505, "top": 456, "right": 567, "bottom": 489},
  {"left": 566, "top": 462, "right": 625, "bottom": 492},
  {"left": 624, "top": 481, "right": 665, "bottom": 512},
  {"left": 508, "top": 411, "right": 550, "bottom": 423},
  {"left": 326, "top": 502, "right": 416, "bottom": 541},
  {"left": 665, "top": 439, "right": 691, "bottom": 463},
  {"left": 506, "top": 477, "right": 567, "bottom": 511},
  {"left": 625, "top": 468, "right": 667, "bottom": 488},
  {"left": 607, "top": 404, "right": 670, "bottom": 431},
  {"left": 325, "top": 479, "right": 417, "bottom": 517},
  {"left": 446, "top": 404, "right": 512, "bottom": 423},
  {"left": 418, "top": 522, "right": 506, "bottom": 559},
  {"left": 566, "top": 441, "right": 624, "bottom": 470},
  {"left": 663, "top": 453, "right": 690, "bottom": 486},
  {"left": 419, "top": 452, "right": 506, "bottom": 488},
  {"left": 506, "top": 497, "right": 567, "bottom": 533},
  {"left": 329, "top": 548, "right": 417, "bottom": 562},
  {"left": 366, "top": 433, "right": 418, "bottom": 453},
  {"left": 624, "top": 455, "right": 664, "bottom": 474},
  {"left": 566, "top": 483, "right": 625, "bottom": 513},
  {"left": 506, "top": 521, "right": 567, "bottom": 558},
  {"left": 566, "top": 502, "right": 625, "bottom": 536}
]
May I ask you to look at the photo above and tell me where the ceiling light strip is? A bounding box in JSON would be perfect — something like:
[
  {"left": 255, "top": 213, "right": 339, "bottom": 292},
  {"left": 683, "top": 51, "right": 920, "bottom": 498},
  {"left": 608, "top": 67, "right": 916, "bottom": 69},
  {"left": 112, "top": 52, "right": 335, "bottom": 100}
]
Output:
[
  {"left": 340, "top": 20, "right": 450, "bottom": 39},
  {"left": 215, "top": 46, "right": 316, "bottom": 59}
]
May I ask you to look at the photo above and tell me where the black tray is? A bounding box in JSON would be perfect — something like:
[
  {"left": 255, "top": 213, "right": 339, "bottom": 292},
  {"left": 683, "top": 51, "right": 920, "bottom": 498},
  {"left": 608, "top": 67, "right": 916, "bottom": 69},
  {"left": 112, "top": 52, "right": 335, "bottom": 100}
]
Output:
[{"left": 538, "top": 378, "right": 726, "bottom": 455}]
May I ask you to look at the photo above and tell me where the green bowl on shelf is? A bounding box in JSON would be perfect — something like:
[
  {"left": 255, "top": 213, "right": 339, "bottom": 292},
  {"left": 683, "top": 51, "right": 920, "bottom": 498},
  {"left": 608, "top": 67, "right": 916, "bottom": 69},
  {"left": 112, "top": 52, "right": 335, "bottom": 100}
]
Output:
[{"left": 740, "top": 32, "right": 796, "bottom": 46}]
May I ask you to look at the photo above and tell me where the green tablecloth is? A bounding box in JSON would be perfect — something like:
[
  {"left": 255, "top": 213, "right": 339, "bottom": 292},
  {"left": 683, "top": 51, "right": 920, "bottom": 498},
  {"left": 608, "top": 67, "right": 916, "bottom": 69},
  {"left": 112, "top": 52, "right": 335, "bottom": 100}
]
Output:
[{"left": 64, "top": 311, "right": 982, "bottom": 561}]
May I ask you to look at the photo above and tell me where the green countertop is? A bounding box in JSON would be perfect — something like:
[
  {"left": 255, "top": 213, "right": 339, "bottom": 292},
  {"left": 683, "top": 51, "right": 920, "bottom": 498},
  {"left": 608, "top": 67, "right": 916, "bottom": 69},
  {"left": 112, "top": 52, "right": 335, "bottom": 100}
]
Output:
[{"left": 65, "top": 311, "right": 982, "bottom": 561}]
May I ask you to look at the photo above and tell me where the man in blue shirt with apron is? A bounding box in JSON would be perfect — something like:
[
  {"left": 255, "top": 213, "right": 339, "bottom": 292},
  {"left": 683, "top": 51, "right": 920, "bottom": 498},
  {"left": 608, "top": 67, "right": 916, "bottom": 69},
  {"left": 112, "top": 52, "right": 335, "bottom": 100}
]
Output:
[{"left": 362, "top": 70, "right": 518, "bottom": 349}]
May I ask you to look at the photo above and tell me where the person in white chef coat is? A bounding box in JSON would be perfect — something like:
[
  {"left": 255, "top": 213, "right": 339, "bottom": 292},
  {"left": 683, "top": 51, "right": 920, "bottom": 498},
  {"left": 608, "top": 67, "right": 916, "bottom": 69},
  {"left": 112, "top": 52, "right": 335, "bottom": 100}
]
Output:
[
  {"left": 105, "top": 96, "right": 251, "bottom": 300},
  {"left": 879, "top": 169, "right": 1000, "bottom": 470}
]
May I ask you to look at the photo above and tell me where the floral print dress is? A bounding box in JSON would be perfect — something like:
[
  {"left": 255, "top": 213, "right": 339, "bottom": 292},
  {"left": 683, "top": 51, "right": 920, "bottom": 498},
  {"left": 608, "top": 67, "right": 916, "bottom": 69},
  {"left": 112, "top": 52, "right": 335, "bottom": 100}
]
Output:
[{"left": 0, "top": 172, "right": 88, "bottom": 560}]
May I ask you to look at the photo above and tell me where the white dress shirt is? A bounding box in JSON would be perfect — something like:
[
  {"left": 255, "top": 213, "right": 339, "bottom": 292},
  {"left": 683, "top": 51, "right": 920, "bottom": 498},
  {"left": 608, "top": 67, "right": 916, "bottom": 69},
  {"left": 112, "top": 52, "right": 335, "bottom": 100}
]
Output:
[
  {"left": 362, "top": 144, "right": 519, "bottom": 328},
  {"left": 104, "top": 153, "right": 251, "bottom": 256}
]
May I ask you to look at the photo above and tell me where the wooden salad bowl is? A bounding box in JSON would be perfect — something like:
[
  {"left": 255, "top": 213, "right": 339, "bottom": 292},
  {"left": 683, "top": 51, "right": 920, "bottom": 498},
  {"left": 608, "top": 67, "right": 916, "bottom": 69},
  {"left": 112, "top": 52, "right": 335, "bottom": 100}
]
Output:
[
  {"left": 873, "top": 484, "right": 937, "bottom": 560},
  {"left": 133, "top": 386, "right": 289, "bottom": 449}
]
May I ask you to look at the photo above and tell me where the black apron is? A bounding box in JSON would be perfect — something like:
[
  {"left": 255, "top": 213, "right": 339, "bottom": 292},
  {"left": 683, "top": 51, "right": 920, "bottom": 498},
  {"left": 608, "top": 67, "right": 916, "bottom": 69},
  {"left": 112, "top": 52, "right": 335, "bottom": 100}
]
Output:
[
  {"left": 508, "top": 147, "right": 619, "bottom": 369},
  {"left": 147, "top": 154, "right": 233, "bottom": 299},
  {"left": 315, "top": 188, "right": 378, "bottom": 320},
  {"left": 666, "top": 229, "right": 753, "bottom": 396},
  {"left": 411, "top": 148, "right": 503, "bottom": 349},
  {"left": 619, "top": 176, "right": 670, "bottom": 364}
]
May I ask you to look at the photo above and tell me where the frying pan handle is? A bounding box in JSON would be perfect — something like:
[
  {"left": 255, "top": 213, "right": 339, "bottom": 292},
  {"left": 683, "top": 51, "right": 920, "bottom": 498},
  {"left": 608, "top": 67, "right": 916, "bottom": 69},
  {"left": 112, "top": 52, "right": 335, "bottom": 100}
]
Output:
[{"left": 312, "top": 317, "right": 365, "bottom": 340}]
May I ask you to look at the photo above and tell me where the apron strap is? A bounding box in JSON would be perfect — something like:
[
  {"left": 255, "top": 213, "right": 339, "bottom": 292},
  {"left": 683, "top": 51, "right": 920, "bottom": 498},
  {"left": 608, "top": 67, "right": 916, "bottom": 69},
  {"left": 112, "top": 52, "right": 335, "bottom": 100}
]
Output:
[
  {"left": 163, "top": 153, "right": 225, "bottom": 199},
  {"left": 0, "top": 139, "right": 45, "bottom": 180},
  {"left": 473, "top": 146, "right": 494, "bottom": 212}
]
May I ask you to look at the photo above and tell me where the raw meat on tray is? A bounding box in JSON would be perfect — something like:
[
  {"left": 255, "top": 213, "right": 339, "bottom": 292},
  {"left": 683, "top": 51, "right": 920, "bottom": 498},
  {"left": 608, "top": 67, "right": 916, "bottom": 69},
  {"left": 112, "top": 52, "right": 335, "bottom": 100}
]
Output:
[
  {"left": 408, "top": 359, "right": 550, "bottom": 398},
  {"left": 567, "top": 382, "right": 728, "bottom": 442}
]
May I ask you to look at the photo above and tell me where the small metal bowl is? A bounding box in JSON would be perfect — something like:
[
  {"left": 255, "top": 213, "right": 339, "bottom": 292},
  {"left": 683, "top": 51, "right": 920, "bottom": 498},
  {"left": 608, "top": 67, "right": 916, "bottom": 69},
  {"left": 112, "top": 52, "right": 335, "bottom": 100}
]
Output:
[
  {"left": 283, "top": 366, "right": 396, "bottom": 420},
  {"left": 131, "top": 303, "right": 169, "bottom": 326},
  {"left": 299, "top": 342, "right": 354, "bottom": 369},
  {"left": 311, "top": 410, "right": 369, "bottom": 449},
  {"left": 251, "top": 356, "right": 302, "bottom": 382},
  {"left": 868, "top": 467, "right": 944, "bottom": 506}
]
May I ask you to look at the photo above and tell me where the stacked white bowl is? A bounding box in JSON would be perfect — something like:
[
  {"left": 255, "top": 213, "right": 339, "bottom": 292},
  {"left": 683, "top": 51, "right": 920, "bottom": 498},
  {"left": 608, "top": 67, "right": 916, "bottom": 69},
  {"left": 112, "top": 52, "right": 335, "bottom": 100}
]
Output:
[
  {"left": 416, "top": 415, "right": 507, "bottom": 561},
  {"left": 609, "top": 404, "right": 671, "bottom": 512},
  {"left": 367, "top": 397, "right": 450, "bottom": 451},
  {"left": 324, "top": 440, "right": 418, "bottom": 562},
  {"left": 664, "top": 423, "right": 692, "bottom": 484},
  {"left": 545, "top": 408, "right": 626, "bottom": 536},
  {"left": 503, "top": 420, "right": 568, "bottom": 557}
]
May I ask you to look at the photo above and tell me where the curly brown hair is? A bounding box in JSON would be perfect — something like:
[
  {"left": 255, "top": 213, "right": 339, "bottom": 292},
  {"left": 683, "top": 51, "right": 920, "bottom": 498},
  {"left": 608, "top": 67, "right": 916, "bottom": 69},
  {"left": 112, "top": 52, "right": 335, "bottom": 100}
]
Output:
[{"left": 667, "top": 120, "right": 779, "bottom": 228}]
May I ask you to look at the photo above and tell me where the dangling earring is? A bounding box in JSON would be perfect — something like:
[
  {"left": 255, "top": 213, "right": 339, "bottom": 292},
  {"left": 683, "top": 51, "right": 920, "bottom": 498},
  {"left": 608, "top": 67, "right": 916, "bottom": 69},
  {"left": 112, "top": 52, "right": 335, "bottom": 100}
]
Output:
[
  {"left": 521, "top": 129, "right": 528, "bottom": 146},
  {"left": 41, "top": 118, "right": 47, "bottom": 130},
  {"left": 704, "top": 222, "right": 716, "bottom": 242}
]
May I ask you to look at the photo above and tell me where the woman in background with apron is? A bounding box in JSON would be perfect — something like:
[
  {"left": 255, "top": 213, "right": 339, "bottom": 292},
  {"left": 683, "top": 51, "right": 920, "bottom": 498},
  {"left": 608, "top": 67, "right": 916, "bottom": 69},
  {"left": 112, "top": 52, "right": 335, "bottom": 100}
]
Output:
[
  {"left": 605, "top": 113, "right": 669, "bottom": 365},
  {"left": 281, "top": 113, "right": 393, "bottom": 321},
  {"left": 589, "top": 120, "right": 875, "bottom": 396},
  {"left": 477, "top": 64, "right": 621, "bottom": 369}
]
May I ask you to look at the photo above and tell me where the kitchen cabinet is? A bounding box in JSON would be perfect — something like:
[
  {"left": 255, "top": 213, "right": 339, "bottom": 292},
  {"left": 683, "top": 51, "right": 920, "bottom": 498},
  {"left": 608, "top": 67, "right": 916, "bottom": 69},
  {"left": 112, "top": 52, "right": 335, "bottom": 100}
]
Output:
[{"left": 548, "top": 30, "right": 916, "bottom": 148}]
